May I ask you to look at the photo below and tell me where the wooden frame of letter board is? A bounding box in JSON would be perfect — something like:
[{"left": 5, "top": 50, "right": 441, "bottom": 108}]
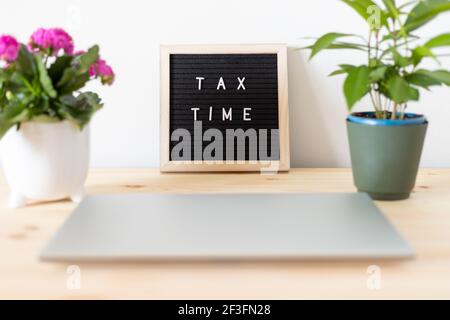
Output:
[{"left": 160, "top": 44, "right": 290, "bottom": 172}]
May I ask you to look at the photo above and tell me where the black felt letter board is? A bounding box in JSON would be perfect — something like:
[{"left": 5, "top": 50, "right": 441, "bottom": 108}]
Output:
[{"left": 169, "top": 53, "right": 279, "bottom": 161}]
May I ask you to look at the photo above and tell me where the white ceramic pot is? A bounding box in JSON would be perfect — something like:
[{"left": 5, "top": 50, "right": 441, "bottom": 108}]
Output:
[{"left": 0, "top": 121, "right": 89, "bottom": 208}]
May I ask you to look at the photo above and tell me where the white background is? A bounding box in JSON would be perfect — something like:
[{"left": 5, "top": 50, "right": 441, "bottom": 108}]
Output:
[{"left": 1, "top": 0, "right": 449, "bottom": 167}]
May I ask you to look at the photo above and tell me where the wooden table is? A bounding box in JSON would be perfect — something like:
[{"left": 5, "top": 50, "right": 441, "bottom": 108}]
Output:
[{"left": 0, "top": 168, "right": 449, "bottom": 299}]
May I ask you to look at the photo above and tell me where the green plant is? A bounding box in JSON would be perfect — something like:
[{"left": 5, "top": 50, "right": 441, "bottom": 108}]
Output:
[
  {"left": 306, "top": 0, "right": 450, "bottom": 120},
  {"left": 0, "top": 28, "right": 115, "bottom": 139}
]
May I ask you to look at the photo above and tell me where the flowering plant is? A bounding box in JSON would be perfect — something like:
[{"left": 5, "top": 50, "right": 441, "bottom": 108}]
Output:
[{"left": 0, "top": 28, "right": 114, "bottom": 138}]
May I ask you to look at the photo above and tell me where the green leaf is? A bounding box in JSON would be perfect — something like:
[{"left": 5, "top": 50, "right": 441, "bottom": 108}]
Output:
[
  {"left": 406, "top": 71, "right": 443, "bottom": 89},
  {"left": 369, "top": 65, "right": 388, "bottom": 82},
  {"left": 369, "top": 58, "right": 380, "bottom": 67},
  {"left": 412, "top": 45, "right": 437, "bottom": 66},
  {"left": 78, "top": 45, "right": 99, "bottom": 72},
  {"left": 6, "top": 72, "right": 31, "bottom": 94},
  {"left": 382, "top": 0, "right": 400, "bottom": 18},
  {"left": 391, "top": 47, "right": 411, "bottom": 67},
  {"left": 58, "top": 73, "right": 90, "bottom": 95},
  {"left": 0, "top": 68, "right": 9, "bottom": 87},
  {"left": 386, "top": 74, "right": 420, "bottom": 103},
  {"left": 48, "top": 55, "right": 73, "bottom": 84},
  {"left": 329, "top": 69, "right": 348, "bottom": 77},
  {"left": 56, "top": 46, "right": 98, "bottom": 92},
  {"left": 425, "top": 33, "right": 450, "bottom": 48},
  {"left": 329, "top": 64, "right": 357, "bottom": 76},
  {"left": 0, "top": 122, "right": 17, "bottom": 140},
  {"left": 407, "top": 69, "right": 450, "bottom": 87},
  {"left": 35, "top": 56, "right": 57, "bottom": 98},
  {"left": 0, "top": 101, "right": 29, "bottom": 139},
  {"left": 341, "top": 0, "right": 388, "bottom": 29},
  {"left": 343, "top": 65, "right": 371, "bottom": 110},
  {"left": 340, "top": 64, "right": 357, "bottom": 71},
  {"left": 14, "top": 45, "right": 36, "bottom": 78},
  {"left": 382, "top": 0, "right": 410, "bottom": 36},
  {"left": 404, "top": 0, "right": 450, "bottom": 32},
  {"left": 57, "top": 68, "right": 77, "bottom": 88},
  {"left": 381, "top": 32, "right": 419, "bottom": 43},
  {"left": 57, "top": 92, "right": 103, "bottom": 129},
  {"left": 326, "top": 42, "right": 367, "bottom": 51},
  {"left": 29, "top": 115, "right": 62, "bottom": 123},
  {"left": 423, "top": 70, "right": 450, "bottom": 85},
  {"left": 308, "top": 33, "right": 354, "bottom": 59}
]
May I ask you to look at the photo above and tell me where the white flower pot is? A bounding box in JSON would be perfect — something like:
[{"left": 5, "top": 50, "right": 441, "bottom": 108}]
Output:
[{"left": 0, "top": 121, "right": 89, "bottom": 208}]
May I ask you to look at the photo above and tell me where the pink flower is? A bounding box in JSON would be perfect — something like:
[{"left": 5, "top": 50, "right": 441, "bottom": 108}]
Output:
[
  {"left": 89, "top": 58, "right": 115, "bottom": 85},
  {"left": 88, "top": 64, "right": 96, "bottom": 77},
  {"left": 29, "top": 27, "right": 74, "bottom": 55},
  {"left": 29, "top": 28, "right": 52, "bottom": 49},
  {"left": 49, "top": 28, "right": 74, "bottom": 55},
  {"left": 75, "top": 50, "right": 115, "bottom": 85},
  {"left": 0, "top": 35, "right": 20, "bottom": 62}
]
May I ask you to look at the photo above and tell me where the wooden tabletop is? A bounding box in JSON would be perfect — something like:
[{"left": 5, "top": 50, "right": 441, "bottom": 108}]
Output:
[{"left": 1, "top": 168, "right": 449, "bottom": 299}]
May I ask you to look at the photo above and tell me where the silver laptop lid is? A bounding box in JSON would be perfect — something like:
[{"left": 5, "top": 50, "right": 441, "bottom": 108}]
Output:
[{"left": 40, "top": 193, "right": 414, "bottom": 261}]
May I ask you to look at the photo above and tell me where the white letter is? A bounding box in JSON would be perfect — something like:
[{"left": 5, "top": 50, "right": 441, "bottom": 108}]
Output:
[
  {"left": 196, "top": 77, "right": 205, "bottom": 90},
  {"left": 217, "top": 77, "right": 226, "bottom": 90},
  {"left": 191, "top": 107, "right": 200, "bottom": 121},
  {"left": 237, "top": 77, "right": 246, "bottom": 90},
  {"left": 243, "top": 108, "right": 252, "bottom": 121},
  {"left": 209, "top": 106, "right": 213, "bottom": 121},
  {"left": 222, "top": 108, "right": 232, "bottom": 121}
]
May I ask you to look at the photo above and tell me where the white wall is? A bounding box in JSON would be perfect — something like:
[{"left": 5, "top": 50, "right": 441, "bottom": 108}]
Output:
[{"left": 1, "top": 0, "right": 449, "bottom": 167}]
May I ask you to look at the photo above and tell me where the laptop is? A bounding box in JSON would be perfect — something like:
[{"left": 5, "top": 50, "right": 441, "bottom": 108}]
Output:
[{"left": 40, "top": 193, "right": 414, "bottom": 261}]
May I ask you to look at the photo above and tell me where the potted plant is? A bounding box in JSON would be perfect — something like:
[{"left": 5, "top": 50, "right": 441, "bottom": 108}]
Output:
[
  {"left": 306, "top": 0, "right": 450, "bottom": 200},
  {"left": 0, "top": 28, "right": 114, "bottom": 208}
]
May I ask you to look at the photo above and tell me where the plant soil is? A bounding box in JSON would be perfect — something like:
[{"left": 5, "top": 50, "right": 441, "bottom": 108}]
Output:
[{"left": 352, "top": 112, "right": 423, "bottom": 120}]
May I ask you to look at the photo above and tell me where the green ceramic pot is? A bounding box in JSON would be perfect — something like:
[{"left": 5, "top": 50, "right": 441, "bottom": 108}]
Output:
[{"left": 347, "top": 112, "right": 428, "bottom": 201}]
